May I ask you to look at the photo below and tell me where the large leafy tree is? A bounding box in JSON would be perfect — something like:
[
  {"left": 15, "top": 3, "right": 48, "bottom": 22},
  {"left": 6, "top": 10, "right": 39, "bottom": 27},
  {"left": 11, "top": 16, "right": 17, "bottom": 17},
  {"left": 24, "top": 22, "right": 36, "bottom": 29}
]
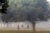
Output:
[
  {"left": 1, "top": 0, "right": 48, "bottom": 32},
  {"left": 22, "top": 0, "right": 48, "bottom": 32}
]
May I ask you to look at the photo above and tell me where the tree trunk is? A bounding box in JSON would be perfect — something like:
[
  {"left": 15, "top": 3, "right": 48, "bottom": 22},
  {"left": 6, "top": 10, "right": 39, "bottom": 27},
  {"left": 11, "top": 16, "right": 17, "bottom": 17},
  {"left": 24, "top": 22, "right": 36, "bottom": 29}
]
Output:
[{"left": 32, "top": 22, "right": 36, "bottom": 33}]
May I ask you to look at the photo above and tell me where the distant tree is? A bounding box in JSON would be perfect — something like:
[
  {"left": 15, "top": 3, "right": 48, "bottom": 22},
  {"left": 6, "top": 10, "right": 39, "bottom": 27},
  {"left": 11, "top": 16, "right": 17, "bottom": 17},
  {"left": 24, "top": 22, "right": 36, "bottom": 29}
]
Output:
[
  {"left": 0, "top": 0, "right": 9, "bottom": 14},
  {"left": 0, "top": 0, "right": 9, "bottom": 23}
]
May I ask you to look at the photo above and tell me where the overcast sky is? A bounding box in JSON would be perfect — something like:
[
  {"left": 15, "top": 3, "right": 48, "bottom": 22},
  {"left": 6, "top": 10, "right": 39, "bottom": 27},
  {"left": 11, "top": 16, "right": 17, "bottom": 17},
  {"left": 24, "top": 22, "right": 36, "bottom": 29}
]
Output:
[
  {"left": 47, "top": 0, "right": 50, "bottom": 4},
  {"left": 47, "top": 0, "right": 50, "bottom": 2}
]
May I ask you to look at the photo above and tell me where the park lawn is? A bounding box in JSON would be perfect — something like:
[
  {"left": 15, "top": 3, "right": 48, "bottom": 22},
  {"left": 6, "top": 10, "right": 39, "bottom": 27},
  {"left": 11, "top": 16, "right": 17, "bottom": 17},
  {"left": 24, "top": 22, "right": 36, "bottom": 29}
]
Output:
[{"left": 0, "top": 30, "right": 50, "bottom": 33}]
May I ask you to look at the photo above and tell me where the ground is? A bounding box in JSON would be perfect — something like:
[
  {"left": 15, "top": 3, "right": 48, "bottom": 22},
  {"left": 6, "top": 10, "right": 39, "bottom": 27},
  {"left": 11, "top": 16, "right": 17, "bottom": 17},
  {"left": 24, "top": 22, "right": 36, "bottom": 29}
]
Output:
[{"left": 0, "top": 30, "right": 50, "bottom": 33}]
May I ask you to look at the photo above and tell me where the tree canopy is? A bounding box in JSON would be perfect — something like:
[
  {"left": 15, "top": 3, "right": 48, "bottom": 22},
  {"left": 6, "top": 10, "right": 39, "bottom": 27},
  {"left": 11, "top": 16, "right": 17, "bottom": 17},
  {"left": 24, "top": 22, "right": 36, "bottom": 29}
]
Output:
[{"left": 1, "top": 0, "right": 48, "bottom": 22}]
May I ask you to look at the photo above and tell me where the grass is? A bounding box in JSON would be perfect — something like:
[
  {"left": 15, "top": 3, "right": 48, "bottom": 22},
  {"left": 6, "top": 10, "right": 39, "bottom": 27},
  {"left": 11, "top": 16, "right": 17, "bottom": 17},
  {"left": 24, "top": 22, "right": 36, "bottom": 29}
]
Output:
[
  {"left": 0, "top": 30, "right": 33, "bottom": 33},
  {"left": 0, "top": 30, "right": 50, "bottom": 33}
]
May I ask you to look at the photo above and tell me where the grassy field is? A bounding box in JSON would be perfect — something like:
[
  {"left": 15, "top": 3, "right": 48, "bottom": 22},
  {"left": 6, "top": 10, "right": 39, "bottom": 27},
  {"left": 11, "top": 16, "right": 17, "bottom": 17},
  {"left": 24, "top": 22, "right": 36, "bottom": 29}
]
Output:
[{"left": 0, "top": 30, "right": 50, "bottom": 33}]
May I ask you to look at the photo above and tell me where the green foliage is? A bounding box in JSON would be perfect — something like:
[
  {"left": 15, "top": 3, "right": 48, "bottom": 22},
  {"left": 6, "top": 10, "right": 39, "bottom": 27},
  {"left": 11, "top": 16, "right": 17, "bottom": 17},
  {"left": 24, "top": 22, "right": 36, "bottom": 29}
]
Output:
[{"left": 2, "top": 0, "right": 48, "bottom": 22}]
